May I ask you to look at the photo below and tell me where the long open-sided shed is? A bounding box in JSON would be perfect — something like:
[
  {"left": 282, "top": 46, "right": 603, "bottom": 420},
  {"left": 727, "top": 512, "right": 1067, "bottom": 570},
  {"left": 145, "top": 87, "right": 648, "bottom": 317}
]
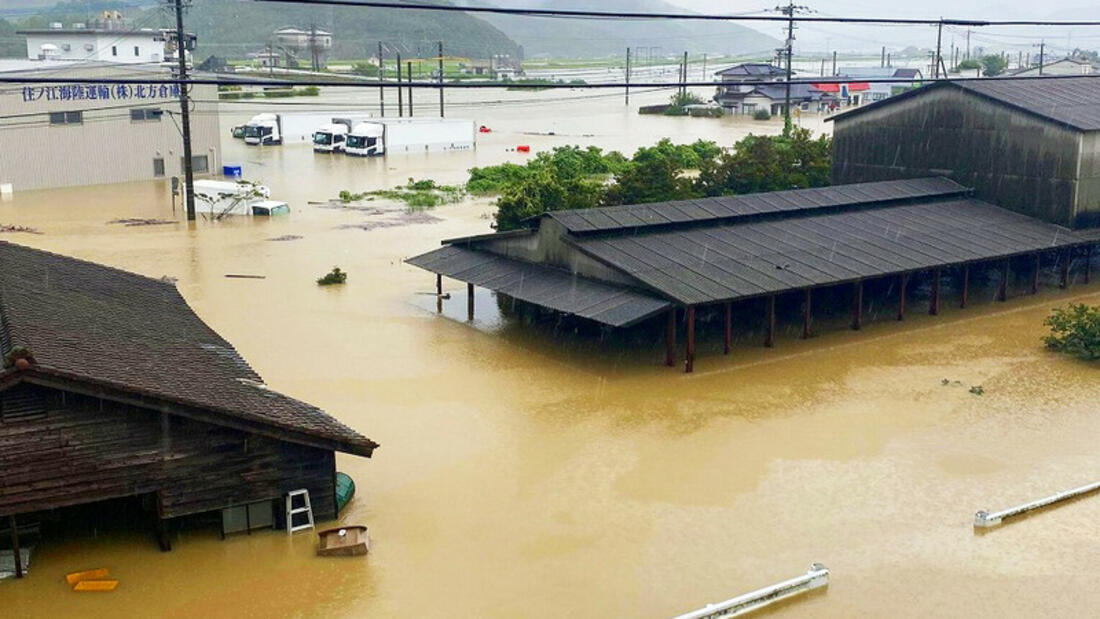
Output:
[
  {"left": 0, "top": 242, "right": 377, "bottom": 575},
  {"left": 408, "top": 178, "right": 1094, "bottom": 372}
]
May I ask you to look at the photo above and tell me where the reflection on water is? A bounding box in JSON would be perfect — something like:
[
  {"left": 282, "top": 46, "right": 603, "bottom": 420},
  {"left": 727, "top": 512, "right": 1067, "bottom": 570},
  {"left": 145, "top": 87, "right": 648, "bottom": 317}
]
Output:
[{"left": 4, "top": 90, "right": 1100, "bottom": 618}]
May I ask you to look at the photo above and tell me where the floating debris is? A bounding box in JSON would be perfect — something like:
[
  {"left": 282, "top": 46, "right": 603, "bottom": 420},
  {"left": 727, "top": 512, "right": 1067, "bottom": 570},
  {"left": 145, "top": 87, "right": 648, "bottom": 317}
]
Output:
[
  {"left": 338, "top": 211, "right": 443, "bottom": 232},
  {"left": 267, "top": 234, "right": 303, "bottom": 242},
  {"left": 159, "top": 275, "right": 178, "bottom": 284},
  {"left": 0, "top": 224, "right": 42, "bottom": 235},
  {"left": 317, "top": 267, "right": 347, "bottom": 286},
  {"left": 975, "top": 481, "right": 1100, "bottom": 528},
  {"left": 107, "top": 218, "right": 176, "bottom": 227},
  {"left": 672, "top": 563, "right": 830, "bottom": 619},
  {"left": 969, "top": 385, "right": 985, "bottom": 396},
  {"left": 225, "top": 274, "right": 266, "bottom": 280}
]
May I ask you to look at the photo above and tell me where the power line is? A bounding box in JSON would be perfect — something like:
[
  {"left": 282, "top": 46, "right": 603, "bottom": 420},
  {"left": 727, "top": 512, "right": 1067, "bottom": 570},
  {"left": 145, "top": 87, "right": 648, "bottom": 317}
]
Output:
[{"left": 248, "top": 0, "right": 1100, "bottom": 27}]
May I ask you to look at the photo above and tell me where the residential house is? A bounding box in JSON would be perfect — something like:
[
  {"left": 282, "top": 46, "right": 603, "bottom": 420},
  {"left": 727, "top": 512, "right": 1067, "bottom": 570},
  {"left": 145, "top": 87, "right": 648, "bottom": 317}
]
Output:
[{"left": 1010, "top": 56, "right": 1095, "bottom": 77}]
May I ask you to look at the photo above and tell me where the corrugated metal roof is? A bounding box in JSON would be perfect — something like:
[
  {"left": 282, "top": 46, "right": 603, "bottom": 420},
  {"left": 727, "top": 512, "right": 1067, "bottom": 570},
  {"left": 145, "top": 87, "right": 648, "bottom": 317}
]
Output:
[
  {"left": 405, "top": 246, "right": 671, "bottom": 327},
  {"left": 570, "top": 198, "right": 1087, "bottom": 305},
  {"left": 546, "top": 177, "right": 967, "bottom": 235},
  {"left": 829, "top": 76, "right": 1100, "bottom": 131}
]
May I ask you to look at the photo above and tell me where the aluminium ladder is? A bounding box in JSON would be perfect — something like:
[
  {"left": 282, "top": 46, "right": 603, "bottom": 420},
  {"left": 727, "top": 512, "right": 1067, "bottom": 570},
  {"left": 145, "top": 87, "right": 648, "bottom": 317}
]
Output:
[{"left": 285, "top": 489, "right": 315, "bottom": 534}]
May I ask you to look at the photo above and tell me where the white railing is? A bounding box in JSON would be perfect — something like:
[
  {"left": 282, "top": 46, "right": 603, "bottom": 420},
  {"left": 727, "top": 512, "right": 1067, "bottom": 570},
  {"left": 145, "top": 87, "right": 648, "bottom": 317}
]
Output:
[
  {"left": 974, "top": 481, "right": 1100, "bottom": 528},
  {"left": 672, "top": 563, "right": 829, "bottom": 619}
]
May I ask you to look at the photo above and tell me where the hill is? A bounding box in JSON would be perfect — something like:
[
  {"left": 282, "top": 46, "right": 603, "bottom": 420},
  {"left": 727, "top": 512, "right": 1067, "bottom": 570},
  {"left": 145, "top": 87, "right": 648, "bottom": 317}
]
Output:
[{"left": 453, "top": 0, "right": 780, "bottom": 59}]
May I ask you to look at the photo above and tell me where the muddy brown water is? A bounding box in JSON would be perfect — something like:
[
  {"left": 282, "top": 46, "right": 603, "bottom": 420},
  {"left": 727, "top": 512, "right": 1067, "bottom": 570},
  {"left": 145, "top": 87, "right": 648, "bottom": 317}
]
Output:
[{"left": 4, "top": 89, "right": 1100, "bottom": 618}]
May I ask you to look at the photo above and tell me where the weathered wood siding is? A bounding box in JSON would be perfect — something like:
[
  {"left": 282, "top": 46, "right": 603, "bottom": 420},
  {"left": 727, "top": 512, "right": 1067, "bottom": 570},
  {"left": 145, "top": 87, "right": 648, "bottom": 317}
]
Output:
[
  {"left": 0, "top": 382, "right": 336, "bottom": 521},
  {"left": 832, "top": 87, "right": 1088, "bottom": 227}
]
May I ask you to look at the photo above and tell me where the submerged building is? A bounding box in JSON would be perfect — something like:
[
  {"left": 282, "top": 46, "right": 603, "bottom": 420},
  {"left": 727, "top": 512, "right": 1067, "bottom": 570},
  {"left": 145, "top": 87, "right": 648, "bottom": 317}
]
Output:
[
  {"left": 409, "top": 178, "right": 1094, "bottom": 372},
  {"left": 0, "top": 60, "right": 220, "bottom": 192},
  {"left": 829, "top": 76, "right": 1100, "bottom": 228},
  {"left": 0, "top": 242, "right": 377, "bottom": 572}
]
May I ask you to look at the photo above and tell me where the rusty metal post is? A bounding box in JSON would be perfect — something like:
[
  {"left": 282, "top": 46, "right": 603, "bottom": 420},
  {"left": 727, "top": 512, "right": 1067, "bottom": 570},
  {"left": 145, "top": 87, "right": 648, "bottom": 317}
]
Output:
[
  {"left": 851, "top": 280, "right": 863, "bottom": 330},
  {"left": 930, "top": 269, "right": 941, "bottom": 315},
  {"left": 897, "top": 273, "right": 908, "bottom": 320},
  {"left": 467, "top": 283, "right": 474, "bottom": 320},
  {"left": 998, "top": 260, "right": 1009, "bottom": 301},
  {"left": 685, "top": 306, "right": 696, "bottom": 374},
  {"left": 9, "top": 515, "right": 21, "bottom": 578},
  {"left": 961, "top": 265, "right": 970, "bottom": 308},
  {"left": 666, "top": 308, "right": 676, "bottom": 367},
  {"left": 1031, "top": 253, "right": 1040, "bottom": 294},
  {"left": 801, "top": 289, "right": 812, "bottom": 339},
  {"left": 723, "top": 302, "right": 732, "bottom": 355},
  {"left": 765, "top": 295, "right": 776, "bottom": 348},
  {"left": 1060, "top": 249, "right": 1072, "bottom": 288}
]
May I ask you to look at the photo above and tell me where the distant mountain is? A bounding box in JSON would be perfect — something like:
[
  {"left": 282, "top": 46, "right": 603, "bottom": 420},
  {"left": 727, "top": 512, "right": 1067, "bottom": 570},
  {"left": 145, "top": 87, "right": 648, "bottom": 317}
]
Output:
[
  {"left": 452, "top": 0, "right": 780, "bottom": 58},
  {"left": 1, "top": 0, "right": 524, "bottom": 61}
]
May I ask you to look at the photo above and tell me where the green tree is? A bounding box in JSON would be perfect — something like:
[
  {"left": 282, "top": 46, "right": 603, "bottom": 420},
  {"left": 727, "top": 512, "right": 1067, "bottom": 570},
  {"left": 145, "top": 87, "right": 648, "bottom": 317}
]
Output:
[
  {"left": 980, "top": 54, "right": 1009, "bottom": 77},
  {"left": 955, "top": 59, "right": 981, "bottom": 72},
  {"left": 1044, "top": 304, "right": 1100, "bottom": 360},
  {"left": 695, "top": 128, "right": 831, "bottom": 196},
  {"left": 493, "top": 169, "right": 604, "bottom": 232}
]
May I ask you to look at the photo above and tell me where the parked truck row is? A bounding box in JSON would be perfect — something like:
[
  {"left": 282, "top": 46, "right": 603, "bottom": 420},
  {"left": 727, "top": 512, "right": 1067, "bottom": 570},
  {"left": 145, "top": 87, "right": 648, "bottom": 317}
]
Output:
[{"left": 234, "top": 113, "right": 476, "bottom": 156}]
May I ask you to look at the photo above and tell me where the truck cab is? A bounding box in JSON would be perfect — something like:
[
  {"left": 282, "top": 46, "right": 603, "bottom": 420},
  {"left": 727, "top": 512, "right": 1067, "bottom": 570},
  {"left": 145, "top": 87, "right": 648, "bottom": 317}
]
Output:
[
  {"left": 313, "top": 124, "right": 349, "bottom": 153},
  {"left": 344, "top": 122, "right": 386, "bottom": 157},
  {"left": 243, "top": 114, "right": 281, "bottom": 146}
]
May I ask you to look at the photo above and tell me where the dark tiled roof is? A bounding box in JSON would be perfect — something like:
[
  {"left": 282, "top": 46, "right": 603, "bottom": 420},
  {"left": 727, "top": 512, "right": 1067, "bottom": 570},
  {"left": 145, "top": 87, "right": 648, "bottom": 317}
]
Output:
[
  {"left": 406, "top": 245, "right": 670, "bottom": 327},
  {"left": 715, "top": 63, "right": 786, "bottom": 77},
  {"left": 829, "top": 76, "right": 1100, "bottom": 131},
  {"left": 0, "top": 242, "right": 376, "bottom": 456},
  {"left": 546, "top": 177, "right": 967, "bottom": 235},
  {"left": 570, "top": 198, "right": 1087, "bottom": 305}
]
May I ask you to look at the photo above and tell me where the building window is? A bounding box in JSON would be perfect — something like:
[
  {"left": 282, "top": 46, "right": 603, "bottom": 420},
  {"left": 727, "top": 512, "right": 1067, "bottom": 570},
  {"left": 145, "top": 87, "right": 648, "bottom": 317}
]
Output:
[
  {"left": 61, "top": 43, "right": 71, "bottom": 51},
  {"left": 742, "top": 103, "right": 756, "bottom": 115},
  {"left": 111, "top": 45, "right": 117, "bottom": 56},
  {"left": 130, "top": 108, "right": 163, "bottom": 122},
  {"left": 153, "top": 157, "right": 165, "bottom": 177},
  {"left": 49, "top": 111, "right": 83, "bottom": 125},
  {"left": 134, "top": 46, "right": 140, "bottom": 57},
  {"left": 182, "top": 155, "right": 209, "bottom": 173}
]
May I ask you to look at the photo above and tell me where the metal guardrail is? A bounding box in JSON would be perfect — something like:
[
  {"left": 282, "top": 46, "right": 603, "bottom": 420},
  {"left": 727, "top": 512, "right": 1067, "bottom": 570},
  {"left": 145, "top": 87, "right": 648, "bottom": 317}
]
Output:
[
  {"left": 672, "top": 563, "right": 830, "bottom": 619},
  {"left": 974, "top": 481, "right": 1100, "bottom": 528}
]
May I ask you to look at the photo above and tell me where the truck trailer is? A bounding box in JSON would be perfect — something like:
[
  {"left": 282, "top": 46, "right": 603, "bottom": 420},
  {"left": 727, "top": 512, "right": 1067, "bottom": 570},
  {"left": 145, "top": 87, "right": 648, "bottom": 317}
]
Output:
[
  {"left": 344, "top": 118, "right": 476, "bottom": 157},
  {"left": 242, "top": 112, "right": 372, "bottom": 146}
]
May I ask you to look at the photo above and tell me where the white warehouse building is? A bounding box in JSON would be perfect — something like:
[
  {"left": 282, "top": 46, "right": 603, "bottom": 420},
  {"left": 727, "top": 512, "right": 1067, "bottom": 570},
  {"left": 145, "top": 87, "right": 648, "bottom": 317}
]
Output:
[{"left": 0, "top": 60, "right": 221, "bottom": 192}]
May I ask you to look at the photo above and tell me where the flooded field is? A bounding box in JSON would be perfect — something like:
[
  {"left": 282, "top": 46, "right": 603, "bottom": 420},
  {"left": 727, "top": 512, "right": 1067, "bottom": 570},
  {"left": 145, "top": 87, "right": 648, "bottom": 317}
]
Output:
[{"left": 4, "top": 89, "right": 1100, "bottom": 618}]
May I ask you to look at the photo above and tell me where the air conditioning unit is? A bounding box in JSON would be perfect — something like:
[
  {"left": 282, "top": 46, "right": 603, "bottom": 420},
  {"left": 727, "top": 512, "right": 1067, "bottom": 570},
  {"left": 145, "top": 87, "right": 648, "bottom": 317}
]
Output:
[
  {"left": 84, "top": 43, "right": 94, "bottom": 52},
  {"left": 61, "top": 43, "right": 71, "bottom": 51}
]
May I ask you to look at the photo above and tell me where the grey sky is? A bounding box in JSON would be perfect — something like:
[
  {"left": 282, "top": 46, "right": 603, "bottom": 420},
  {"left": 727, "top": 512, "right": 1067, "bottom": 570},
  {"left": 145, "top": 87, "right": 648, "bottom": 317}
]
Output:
[{"left": 665, "top": 1, "right": 1100, "bottom": 56}]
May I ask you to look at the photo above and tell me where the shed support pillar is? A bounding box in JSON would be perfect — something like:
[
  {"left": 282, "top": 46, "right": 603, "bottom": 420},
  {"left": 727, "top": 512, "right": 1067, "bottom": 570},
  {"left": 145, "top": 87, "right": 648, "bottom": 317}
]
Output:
[
  {"left": 9, "top": 515, "right": 21, "bottom": 579},
  {"left": 665, "top": 308, "right": 676, "bottom": 367},
  {"left": 929, "top": 269, "right": 941, "bottom": 316},
  {"left": 851, "top": 280, "right": 863, "bottom": 330},
  {"left": 960, "top": 265, "right": 970, "bottom": 309},
  {"left": 685, "top": 306, "right": 696, "bottom": 374},
  {"left": 723, "top": 302, "right": 732, "bottom": 355},
  {"left": 802, "top": 289, "right": 812, "bottom": 339},
  {"left": 436, "top": 274, "right": 443, "bottom": 313},
  {"left": 765, "top": 295, "right": 776, "bottom": 348},
  {"left": 1086, "top": 245, "right": 1093, "bottom": 284},
  {"left": 156, "top": 517, "right": 172, "bottom": 552},
  {"left": 998, "top": 260, "right": 1009, "bottom": 302},
  {"left": 467, "top": 283, "right": 475, "bottom": 321},
  {"left": 1031, "top": 253, "right": 1040, "bottom": 294},
  {"left": 897, "top": 274, "right": 908, "bottom": 321},
  {"left": 1060, "top": 250, "right": 1072, "bottom": 289}
]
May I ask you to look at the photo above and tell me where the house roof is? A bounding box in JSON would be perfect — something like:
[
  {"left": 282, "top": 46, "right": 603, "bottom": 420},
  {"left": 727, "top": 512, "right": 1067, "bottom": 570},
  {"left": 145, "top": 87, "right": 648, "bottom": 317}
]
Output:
[
  {"left": 408, "top": 178, "right": 1089, "bottom": 315},
  {"left": 828, "top": 76, "right": 1100, "bottom": 132},
  {"left": 836, "top": 67, "right": 922, "bottom": 80},
  {"left": 0, "top": 242, "right": 377, "bottom": 457},
  {"left": 715, "top": 63, "right": 786, "bottom": 77}
]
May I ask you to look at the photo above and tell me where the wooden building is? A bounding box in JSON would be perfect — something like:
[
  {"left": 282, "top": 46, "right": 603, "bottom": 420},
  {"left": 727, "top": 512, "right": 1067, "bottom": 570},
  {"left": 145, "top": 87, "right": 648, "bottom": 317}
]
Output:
[
  {"left": 829, "top": 76, "right": 1100, "bottom": 228},
  {"left": 0, "top": 242, "right": 377, "bottom": 574},
  {"left": 408, "top": 178, "right": 1095, "bottom": 373}
]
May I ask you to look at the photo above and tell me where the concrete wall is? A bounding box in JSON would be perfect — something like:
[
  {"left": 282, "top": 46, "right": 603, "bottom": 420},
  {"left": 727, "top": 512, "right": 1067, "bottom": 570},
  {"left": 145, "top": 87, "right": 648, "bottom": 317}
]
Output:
[
  {"left": 832, "top": 86, "right": 1088, "bottom": 227},
  {"left": 0, "top": 63, "right": 221, "bottom": 192},
  {"left": 24, "top": 32, "right": 163, "bottom": 64}
]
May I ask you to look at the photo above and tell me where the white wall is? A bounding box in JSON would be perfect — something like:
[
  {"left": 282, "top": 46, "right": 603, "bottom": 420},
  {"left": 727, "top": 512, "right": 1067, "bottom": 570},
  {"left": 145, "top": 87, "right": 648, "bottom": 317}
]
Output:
[{"left": 25, "top": 32, "right": 162, "bottom": 64}]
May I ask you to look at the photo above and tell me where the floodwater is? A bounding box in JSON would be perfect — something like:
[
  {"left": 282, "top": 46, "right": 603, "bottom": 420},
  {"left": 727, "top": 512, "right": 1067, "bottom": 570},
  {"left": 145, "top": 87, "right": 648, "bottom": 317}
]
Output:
[{"left": 4, "top": 89, "right": 1100, "bottom": 618}]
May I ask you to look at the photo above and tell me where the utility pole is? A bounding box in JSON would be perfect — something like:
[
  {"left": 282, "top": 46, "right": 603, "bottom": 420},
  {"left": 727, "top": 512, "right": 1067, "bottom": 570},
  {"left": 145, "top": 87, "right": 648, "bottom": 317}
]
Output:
[
  {"left": 309, "top": 23, "right": 319, "bottom": 72},
  {"left": 702, "top": 52, "right": 707, "bottom": 81},
  {"left": 378, "top": 42, "right": 385, "bottom": 117},
  {"left": 438, "top": 41, "right": 445, "bottom": 117},
  {"left": 934, "top": 19, "right": 943, "bottom": 79},
  {"left": 832, "top": 50, "right": 836, "bottom": 76},
  {"left": 1037, "top": 40, "right": 1046, "bottom": 74},
  {"left": 682, "top": 51, "right": 688, "bottom": 97},
  {"left": 881, "top": 46, "right": 885, "bottom": 68},
  {"left": 777, "top": 2, "right": 807, "bottom": 134},
  {"left": 965, "top": 29, "right": 971, "bottom": 60},
  {"left": 172, "top": 0, "right": 195, "bottom": 221},
  {"left": 396, "top": 52, "right": 403, "bottom": 117},
  {"left": 625, "top": 47, "right": 631, "bottom": 105},
  {"left": 407, "top": 60, "right": 413, "bottom": 116}
]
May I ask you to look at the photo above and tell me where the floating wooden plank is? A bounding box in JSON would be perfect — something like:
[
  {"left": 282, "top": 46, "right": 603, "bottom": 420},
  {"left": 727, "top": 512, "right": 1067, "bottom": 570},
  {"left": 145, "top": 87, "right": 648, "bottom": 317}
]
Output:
[
  {"left": 73, "top": 579, "right": 119, "bottom": 592},
  {"left": 975, "top": 481, "right": 1100, "bottom": 528},
  {"left": 66, "top": 567, "right": 110, "bottom": 585},
  {"left": 672, "top": 563, "right": 830, "bottom": 619}
]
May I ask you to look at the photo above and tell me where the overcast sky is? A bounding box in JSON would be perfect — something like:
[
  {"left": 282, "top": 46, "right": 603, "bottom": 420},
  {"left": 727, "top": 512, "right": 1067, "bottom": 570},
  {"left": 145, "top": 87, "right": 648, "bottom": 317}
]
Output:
[{"left": 664, "top": 1, "right": 1099, "bottom": 57}]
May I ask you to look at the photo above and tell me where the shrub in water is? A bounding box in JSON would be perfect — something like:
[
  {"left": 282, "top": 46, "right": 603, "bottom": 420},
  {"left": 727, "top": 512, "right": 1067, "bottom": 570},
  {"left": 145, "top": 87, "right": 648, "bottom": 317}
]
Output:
[
  {"left": 752, "top": 109, "right": 772, "bottom": 121},
  {"left": 317, "top": 267, "right": 348, "bottom": 286},
  {"left": 1043, "top": 303, "right": 1100, "bottom": 360}
]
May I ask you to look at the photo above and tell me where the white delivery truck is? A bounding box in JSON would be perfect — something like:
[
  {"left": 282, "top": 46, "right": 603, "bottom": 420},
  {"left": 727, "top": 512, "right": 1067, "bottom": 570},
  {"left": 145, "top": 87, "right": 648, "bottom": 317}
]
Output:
[
  {"left": 312, "top": 114, "right": 373, "bottom": 153},
  {"left": 243, "top": 112, "right": 372, "bottom": 146},
  {"left": 191, "top": 180, "right": 271, "bottom": 217},
  {"left": 344, "top": 118, "right": 476, "bottom": 157}
]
